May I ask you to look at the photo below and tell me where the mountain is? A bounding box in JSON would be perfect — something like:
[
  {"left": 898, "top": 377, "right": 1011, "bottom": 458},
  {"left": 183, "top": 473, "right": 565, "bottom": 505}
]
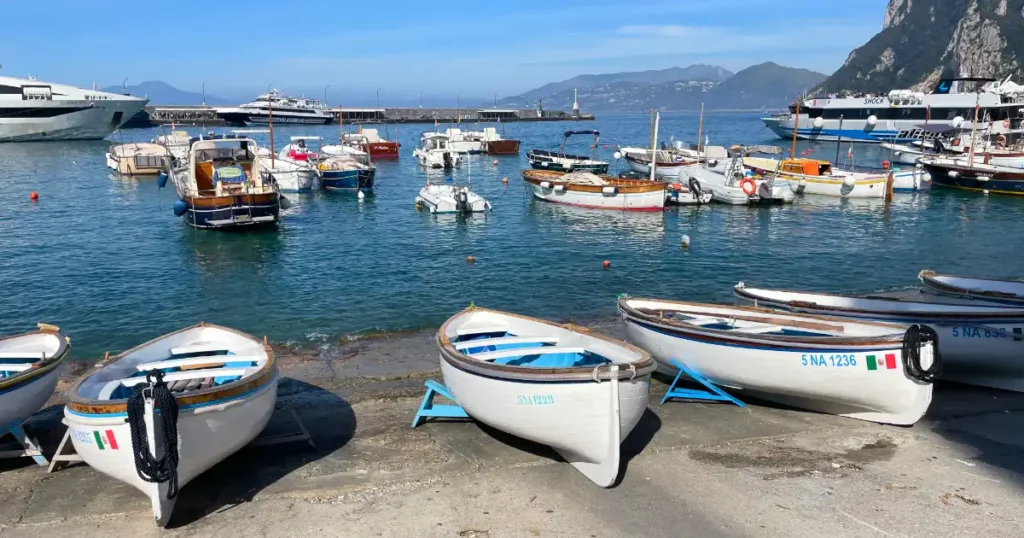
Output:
[
  {"left": 99, "top": 81, "right": 233, "bottom": 105},
  {"left": 517, "top": 64, "right": 733, "bottom": 100},
  {"left": 818, "top": 0, "right": 1024, "bottom": 93},
  {"left": 501, "top": 63, "right": 824, "bottom": 112}
]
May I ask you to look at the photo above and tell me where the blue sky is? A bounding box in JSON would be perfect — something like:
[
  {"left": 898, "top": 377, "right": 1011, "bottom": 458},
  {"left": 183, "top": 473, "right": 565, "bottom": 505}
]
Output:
[{"left": 1, "top": 0, "right": 888, "bottom": 102}]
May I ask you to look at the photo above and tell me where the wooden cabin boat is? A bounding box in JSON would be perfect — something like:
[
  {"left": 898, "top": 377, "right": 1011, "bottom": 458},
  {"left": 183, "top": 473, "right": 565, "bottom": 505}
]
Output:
[
  {"left": 0, "top": 324, "right": 69, "bottom": 429},
  {"left": 733, "top": 283, "right": 1024, "bottom": 392},
  {"left": 438, "top": 307, "right": 656, "bottom": 487},
  {"left": 106, "top": 143, "right": 172, "bottom": 176},
  {"left": 480, "top": 127, "right": 520, "bottom": 155},
  {"left": 919, "top": 270, "right": 1024, "bottom": 305},
  {"left": 527, "top": 130, "right": 609, "bottom": 174},
  {"left": 522, "top": 169, "right": 667, "bottom": 211},
  {"left": 744, "top": 157, "right": 889, "bottom": 198},
  {"left": 167, "top": 136, "right": 282, "bottom": 230},
  {"left": 618, "top": 297, "right": 938, "bottom": 425},
  {"left": 344, "top": 129, "right": 399, "bottom": 159},
  {"left": 64, "top": 323, "right": 278, "bottom": 527}
]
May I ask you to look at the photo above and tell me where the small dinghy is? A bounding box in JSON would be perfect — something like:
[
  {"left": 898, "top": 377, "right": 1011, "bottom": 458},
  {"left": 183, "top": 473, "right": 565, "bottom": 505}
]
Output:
[
  {"left": 618, "top": 298, "right": 939, "bottom": 425},
  {"left": 734, "top": 284, "right": 1024, "bottom": 392},
  {"left": 0, "top": 324, "right": 70, "bottom": 428},
  {"left": 438, "top": 307, "right": 656, "bottom": 487},
  {"left": 919, "top": 270, "right": 1024, "bottom": 305},
  {"left": 64, "top": 323, "right": 278, "bottom": 527}
]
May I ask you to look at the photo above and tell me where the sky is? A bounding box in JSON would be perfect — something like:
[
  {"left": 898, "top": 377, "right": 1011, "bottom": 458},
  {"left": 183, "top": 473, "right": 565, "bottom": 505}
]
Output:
[{"left": 0, "top": 0, "right": 889, "bottom": 104}]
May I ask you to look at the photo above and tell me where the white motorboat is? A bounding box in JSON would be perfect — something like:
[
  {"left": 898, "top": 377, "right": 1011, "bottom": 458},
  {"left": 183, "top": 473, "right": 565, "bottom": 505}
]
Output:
[
  {"left": 733, "top": 283, "right": 1024, "bottom": 392},
  {"left": 527, "top": 130, "right": 609, "bottom": 174},
  {"left": 919, "top": 270, "right": 1024, "bottom": 306},
  {"left": 64, "top": 323, "right": 278, "bottom": 527},
  {"left": 438, "top": 307, "right": 656, "bottom": 487},
  {"left": 679, "top": 147, "right": 795, "bottom": 205},
  {"left": 106, "top": 142, "right": 172, "bottom": 176},
  {"left": 151, "top": 130, "right": 192, "bottom": 162},
  {"left": 744, "top": 156, "right": 889, "bottom": 198},
  {"left": 522, "top": 170, "right": 667, "bottom": 211},
  {"left": 268, "top": 136, "right": 321, "bottom": 193},
  {"left": 414, "top": 133, "right": 463, "bottom": 169},
  {"left": 416, "top": 184, "right": 491, "bottom": 214},
  {"left": 0, "top": 73, "right": 147, "bottom": 142},
  {"left": 618, "top": 297, "right": 938, "bottom": 425},
  {"left": 443, "top": 128, "right": 486, "bottom": 154},
  {"left": 0, "top": 324, "right": 69, "bottom": 428},
  {"left": 216, "top": 90, "right": 332, "bottom": 126}
]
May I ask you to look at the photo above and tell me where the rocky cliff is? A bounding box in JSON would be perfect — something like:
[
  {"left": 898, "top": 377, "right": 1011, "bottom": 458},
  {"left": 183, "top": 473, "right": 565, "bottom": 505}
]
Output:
[{"left": 819, "top": 0, "right": 1024, "bottom": 92}]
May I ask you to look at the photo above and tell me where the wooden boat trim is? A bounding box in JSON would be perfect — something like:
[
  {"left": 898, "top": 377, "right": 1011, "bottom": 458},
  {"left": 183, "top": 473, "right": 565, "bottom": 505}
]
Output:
[
  {"left": 0, "top": 324, "right": 70, "bottom": 392},
  {"left": 919, "top": 270, "right": 1024, "bottom": 301},
  {"left": 65, "top": 322, "right": 276, "bottom": 415},
  {"left": 617, "top": 297, "right": 912, "bottom": 348},
  {"left": 438, "top": 307, "right": 655, "bottom": 382},
  {"left": 522, "top": 170, "right": 667, "bottom": 194}
]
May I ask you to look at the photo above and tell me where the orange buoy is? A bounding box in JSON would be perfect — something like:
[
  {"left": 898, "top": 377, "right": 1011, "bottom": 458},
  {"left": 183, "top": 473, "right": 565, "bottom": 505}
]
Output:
[
  {"left": 602, "top": 260, "right": 611, "bottom": 269},
  {"left": 739, "top": 177, "right": 757, "bottom": 196},
  {"left": 502, "top": 177, "right": 509, "bottom": 184},
  {"left": 29, "top": 191, "right": 38, "bottom": 201},
  {"left": 466, "top": 255, "right": 475, "bottom": 264},
  {"left": 882, "top": 160, "right": 890, "bottom": 170}
]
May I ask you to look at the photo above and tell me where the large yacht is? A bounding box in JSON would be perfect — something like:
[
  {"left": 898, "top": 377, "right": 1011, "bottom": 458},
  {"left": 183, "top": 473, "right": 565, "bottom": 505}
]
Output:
[
  {"left": 762, "top": 76, "right": 1024, "bottom": 143},
  {"left": 216, "top": 90, "right": 333, "bottom": 126},
  {"left": 0, "top": 74, "right": 147, "bottom": 142}
]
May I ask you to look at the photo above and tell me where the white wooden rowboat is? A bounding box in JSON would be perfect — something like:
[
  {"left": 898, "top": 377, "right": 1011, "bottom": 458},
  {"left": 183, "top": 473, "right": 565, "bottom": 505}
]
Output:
[
  {"left": 64, "top": 323, "right": 278, "bottom": 527},
  {"left": 733, "top": 283, "right": 1024, "bottom": 392},
  {"left": 919, "top": 270, "right": 1024, "bottom": 306},
  {"left": 0, "top": 324, "right": 69, "bottom": 428},
  {"left": 618, "top": 297, "right": 939, "bottom": 425},
  {"left": 438, "top": 307, "right": 656, "bottom": 487}
]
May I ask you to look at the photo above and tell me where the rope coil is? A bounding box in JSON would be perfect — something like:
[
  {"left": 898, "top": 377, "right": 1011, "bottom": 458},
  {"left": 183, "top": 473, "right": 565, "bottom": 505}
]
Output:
[
  {"left": 126, "top": 370, "right": 181, "bottom": 499},
  {"left": 901, "top": 324, "right": 942, "bottom": 383}
]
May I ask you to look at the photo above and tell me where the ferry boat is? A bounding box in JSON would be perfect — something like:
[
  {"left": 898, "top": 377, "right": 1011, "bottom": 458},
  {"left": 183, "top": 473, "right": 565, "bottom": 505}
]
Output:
[
  {"left": 216, "top": 90, "right": 333, "bottom": 126},
  {"left": 763, "top": 76, "right": 1024, "bottom": 143},
  {"left": 0, "top": 73, "right": 147, "bottom": 142}
]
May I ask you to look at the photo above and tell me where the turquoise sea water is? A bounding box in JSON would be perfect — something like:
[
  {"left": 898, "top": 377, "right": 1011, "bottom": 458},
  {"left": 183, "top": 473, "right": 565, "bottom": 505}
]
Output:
[{"left": 2, "top": 112, "right": 1022, "bottom": 359}]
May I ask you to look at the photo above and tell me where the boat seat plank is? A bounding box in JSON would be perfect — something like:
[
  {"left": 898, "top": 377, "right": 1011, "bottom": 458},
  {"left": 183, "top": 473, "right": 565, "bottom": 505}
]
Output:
[
  {"left": 471, "top": 347, "right": 587, "bottom": 362},
  {"left": 137, "top": 355, "right": 260, "bottom": 372},
  {"left": 183, "top": 378, "right": 202, "bottom": 392},
  {"left": 168, "top": 379, "right": 189, "bottom": 392},
  {"left": 456, "top": 326, "right": 509, "bottom": 337},
  {"left": 96, "top": 367, "right": 253, "bottom": 400},
  {"left": 170, "top": 343, "right": 229, "bottom": 356},
  {"left": 455, "top": 336, "right": 559, "bottom": 350},
  {"left": 0, "top": 352, "right": 45, "bottom": 360},
  {"left": 732, "top": 325, "right": 792, "bottom": 335},
  {"left": 0, "top": 364, "right": 33, "bottom": 373},
  {"left": 646, "top": 308, "right": 846, "bottom": 334}
]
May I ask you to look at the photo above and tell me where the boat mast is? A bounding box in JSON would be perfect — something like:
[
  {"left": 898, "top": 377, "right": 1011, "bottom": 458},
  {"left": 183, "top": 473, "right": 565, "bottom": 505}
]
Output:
[
  {"left": 650, "top": 111, "right": 661, "bottom": 182},
  {"left": 696, "top": 103, "right": 705, "bottom": 153},
  {"left": 834, "top": 114, "right": 844, "bottom": 164},
  {"left": 791, "top": 95, "right": 800, "bottom": 159},
  {"left": 268, "top": 89, "right": 275, "bottom": 167},
  {"left": 968, "top": 96, "right": 980, "bottom": 168}
]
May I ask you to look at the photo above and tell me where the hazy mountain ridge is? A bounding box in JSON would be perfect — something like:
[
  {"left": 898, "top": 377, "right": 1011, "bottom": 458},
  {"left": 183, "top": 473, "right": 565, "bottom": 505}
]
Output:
[{"left": 100, "top": 81, "right": 233, "bottom": 105}]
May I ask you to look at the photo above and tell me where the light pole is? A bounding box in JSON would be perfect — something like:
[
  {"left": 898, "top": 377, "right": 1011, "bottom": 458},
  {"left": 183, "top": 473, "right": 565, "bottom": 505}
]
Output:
[
  {"left": 494, "top": 92, "right": 497, "bottom": 108},
  {"left": 376, "top": 87, "right": 382, "bottom": 109},
  {"left": 122, "top": 77, "right": 128, "bottom": 95},
  {"left": 324, "top": 85, "right": 330, "bottom": 105},
  {"left": 457, "top": 89, "right": 463, "bottom": 124},
  {"left": 202, "top": 81, "right": 207, "bottom": 106},
  {"left": 419, "top": 89, "right": 424, "bottom": 108}
]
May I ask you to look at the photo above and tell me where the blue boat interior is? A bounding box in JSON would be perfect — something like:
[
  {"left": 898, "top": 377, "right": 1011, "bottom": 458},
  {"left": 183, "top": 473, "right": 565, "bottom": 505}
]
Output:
[
  {"left": 0, "top": 355, "right": 41, "bottom": 379},
  {"left": 661, "top": 311, "right": 834, "bottom": 338},
  {"left": 454, "top": 330, "right": 611, "bottom": 368},
  {"left": 99, "top": 346, "right": 258, "bottom": 400}
]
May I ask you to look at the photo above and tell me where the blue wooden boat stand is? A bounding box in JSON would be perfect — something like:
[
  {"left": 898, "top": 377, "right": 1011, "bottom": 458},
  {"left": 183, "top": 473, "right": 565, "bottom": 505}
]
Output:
[
  {"left": 0, "top": 418, "right": 48, "bottom": 466},
  {"left": 661, "top": 359, "right": 745, "bottom": 407},
  {"left": 411, "top": 379, "right": 470, "bottom": 428}
]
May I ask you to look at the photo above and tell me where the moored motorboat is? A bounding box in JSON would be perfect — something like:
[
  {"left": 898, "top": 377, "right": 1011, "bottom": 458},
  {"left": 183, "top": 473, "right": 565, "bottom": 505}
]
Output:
[
  {"left": 479, "top": 127, "right": 520, "bottom": 155},
  {"left": 106, "top": 142, "right": 172, "bottom": 176},
  {"left": 522, "top": 169, "right": 667, "bottom": 211},
  {"left": 527, "top": 130, "right": 609, "bottom": 174},
  {"left": 618, "top": 297, "right": 939, "bottom": 425},
  {"left": 413, "top": 133, "right": 462, "bottom": 169},
  {"left": 345, "top": 129, "right": 400, "bottom": 159},
  {"left": 0, "top": 324, "right": 70, "bottom": 429},
  {"left": 744, "top": 156, "right": 889, "bottom": 198},
  {"left": 733, "top": 283, "right": 1024, "bottom": 392},
  {"left": 919, "top": 157, "right": 1024, "bottom": 196},
  {"left": 318, "top": 153, "right": 376, "bottom": 192},
  {"left": 416, "top": 183, "right": 490, "bottom": 214},
  {"left": 919, "top": 270, "right": 1024, "bottom": 305},
  {"left": 64, "top": 323, "right": 278, "bottom": 527},
  {"left": 437, "top": 307, "right": 656, "bottom": 486}
]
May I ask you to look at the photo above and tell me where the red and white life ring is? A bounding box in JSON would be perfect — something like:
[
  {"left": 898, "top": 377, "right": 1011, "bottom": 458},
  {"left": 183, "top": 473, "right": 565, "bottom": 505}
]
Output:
[{"left": 739, "top": 177, "right": 757, "bottom": 196}]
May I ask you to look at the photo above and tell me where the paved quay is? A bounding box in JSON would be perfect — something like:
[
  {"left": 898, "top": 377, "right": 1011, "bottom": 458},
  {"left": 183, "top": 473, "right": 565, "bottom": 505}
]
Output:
[{"left": 2, "top": 322, "right": 1023, "bottom": 537}]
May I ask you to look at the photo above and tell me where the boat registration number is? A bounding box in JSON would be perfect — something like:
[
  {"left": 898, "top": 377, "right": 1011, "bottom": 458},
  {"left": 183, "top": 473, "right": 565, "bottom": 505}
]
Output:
[
  {"left": 517, "top": 394, "right": 554, "bottom": 405},
  {"left": 952, "top": 327, "right": 1022, "bottom": 340},
  {"left": 800, "top": 354, "right": 857, "bottom": 368}
]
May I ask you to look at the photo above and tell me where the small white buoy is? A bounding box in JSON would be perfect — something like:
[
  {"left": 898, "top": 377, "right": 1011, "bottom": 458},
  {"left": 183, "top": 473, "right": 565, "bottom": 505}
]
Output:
[
  {"left": 613, "top": 152, "right": 622, "bottom": 160},
  {"left": 681, "top": 234, "right": 691, "bottom": 248},
  {"left": 983, "top": 190, "right": 990, "bottom": 195},
  {"left": 358, "top": 190, "right": 366, "bottom": 200}
]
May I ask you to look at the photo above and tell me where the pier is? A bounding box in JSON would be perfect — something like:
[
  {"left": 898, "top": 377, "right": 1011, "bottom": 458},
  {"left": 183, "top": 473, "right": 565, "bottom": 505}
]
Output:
[{"left": 124, "top": 106, "right": 595, "bottom": 128}]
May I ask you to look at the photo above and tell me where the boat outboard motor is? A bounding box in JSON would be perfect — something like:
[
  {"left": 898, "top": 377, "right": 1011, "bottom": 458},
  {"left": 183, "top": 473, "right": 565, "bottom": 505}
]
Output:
[
  {"left": 688, "top": 176, "right": 704, "bottom": 201},
  {"left": 443, "top": 151, "right": 453, "bottom": 170},
  {"left": 455, "top": 188, "right": 470, "bottom": 213}
]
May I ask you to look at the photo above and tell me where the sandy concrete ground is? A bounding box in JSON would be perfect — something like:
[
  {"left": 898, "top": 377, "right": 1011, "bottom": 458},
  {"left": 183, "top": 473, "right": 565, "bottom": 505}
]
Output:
[{"left": 1, "top": 323, "right": 1022, "bottom": 537}]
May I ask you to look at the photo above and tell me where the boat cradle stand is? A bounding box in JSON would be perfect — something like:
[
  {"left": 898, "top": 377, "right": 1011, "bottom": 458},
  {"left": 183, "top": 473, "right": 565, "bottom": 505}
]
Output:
[
  {"left": 0, "top": 418, "right": 49, "bottom": 466},
  {"left": 411, "top": 379, "right": 470, "bottom": 428},
  {"left": 47, "top": 403, "right": 315, "bottom": 473},
  {"left": 660, "top": 359, "right": 745, "bottom": 408}
]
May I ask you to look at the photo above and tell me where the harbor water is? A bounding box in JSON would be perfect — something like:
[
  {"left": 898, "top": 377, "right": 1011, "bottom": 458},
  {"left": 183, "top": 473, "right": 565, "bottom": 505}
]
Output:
[{"left": 2, "top": 112, "right": 1022, "bottom": 359}]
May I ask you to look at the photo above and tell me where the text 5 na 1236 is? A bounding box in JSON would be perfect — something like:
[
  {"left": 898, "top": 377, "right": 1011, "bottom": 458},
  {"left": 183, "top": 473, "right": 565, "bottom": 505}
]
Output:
[{"left": 800, "top": 354, "right": 858, "bottom": 368}]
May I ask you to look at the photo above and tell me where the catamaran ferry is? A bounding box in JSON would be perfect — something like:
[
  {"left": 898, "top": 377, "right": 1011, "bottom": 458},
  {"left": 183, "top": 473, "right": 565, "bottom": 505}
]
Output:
[
  {"left": 763, "top": 77, "right": 1024, "bottom": 143},
  {"left": 216, "top": 90, "right": 333, "bottom": 126}
]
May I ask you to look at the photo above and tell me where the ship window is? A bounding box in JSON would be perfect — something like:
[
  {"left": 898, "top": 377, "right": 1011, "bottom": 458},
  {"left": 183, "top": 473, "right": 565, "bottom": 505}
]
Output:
[{"left": 0, "top": 85, "right": 22, "bottom": 94}]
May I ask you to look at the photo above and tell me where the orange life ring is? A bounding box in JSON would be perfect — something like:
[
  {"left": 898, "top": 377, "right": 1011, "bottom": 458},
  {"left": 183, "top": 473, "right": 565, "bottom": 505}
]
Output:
[{"left": 739, "top": 177, "right": 757, "bottom": 196}]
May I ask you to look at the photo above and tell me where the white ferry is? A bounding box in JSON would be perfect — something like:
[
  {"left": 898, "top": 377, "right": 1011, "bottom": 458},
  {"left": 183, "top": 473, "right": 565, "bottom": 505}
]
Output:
[
  {"left": 216, "top": 90, "right": 333, "bottom": 126},
  {"left": 763, "top": 77, "right": 1024, "bottom": 143}
]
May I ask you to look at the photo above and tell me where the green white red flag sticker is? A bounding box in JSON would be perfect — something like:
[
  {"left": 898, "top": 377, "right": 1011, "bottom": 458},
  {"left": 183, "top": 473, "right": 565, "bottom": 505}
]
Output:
[{"left": 866, "top": 354, "right": 897, "bottom": 371}]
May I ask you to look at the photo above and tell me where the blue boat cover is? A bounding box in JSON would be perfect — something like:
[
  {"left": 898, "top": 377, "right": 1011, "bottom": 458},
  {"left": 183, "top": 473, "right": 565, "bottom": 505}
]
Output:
[{"left": 214, "top": 165, "right": 246, "bottom": 183}]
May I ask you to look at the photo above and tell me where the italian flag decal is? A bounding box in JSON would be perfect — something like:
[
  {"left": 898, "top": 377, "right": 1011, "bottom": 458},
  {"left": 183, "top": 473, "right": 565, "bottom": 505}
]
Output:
[
  {"left": 93, "top": 430, "right": 119, "bottom": 450},
  {"left": 866, "top": 354, "right": 897, "bottom": 371}
]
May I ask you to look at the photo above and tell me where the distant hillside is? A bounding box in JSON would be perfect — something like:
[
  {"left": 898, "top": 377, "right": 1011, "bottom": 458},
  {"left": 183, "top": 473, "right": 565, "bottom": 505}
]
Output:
[
  {"left": 100, "top": 81, "right": 233, "bottom": 105},
  {"left": 502, "top": 62, "right": 825, "bottom": 112},
  {"left": 517, "top": 64, "right": 734, "bottom": 100}
]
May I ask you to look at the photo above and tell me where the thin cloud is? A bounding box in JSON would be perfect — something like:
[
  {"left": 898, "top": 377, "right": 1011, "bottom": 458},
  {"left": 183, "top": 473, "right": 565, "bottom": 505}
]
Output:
[{"left": 617, "top": 25, "right": 692, "bottom": 37}]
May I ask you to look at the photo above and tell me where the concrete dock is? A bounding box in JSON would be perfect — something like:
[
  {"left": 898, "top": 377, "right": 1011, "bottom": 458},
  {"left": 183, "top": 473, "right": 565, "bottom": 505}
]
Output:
[{"left": 2, "top": 321, "right": 1023, "bottom": 537}]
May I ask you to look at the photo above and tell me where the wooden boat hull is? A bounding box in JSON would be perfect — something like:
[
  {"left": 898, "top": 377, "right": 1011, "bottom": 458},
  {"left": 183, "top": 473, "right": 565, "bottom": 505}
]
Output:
[
  {"left": 184, "top": 193, "right": 280, "bottom": 229},
  {"left": 733, "top": 285, "right": 1024, "bottom": 392},
  {"left": 618, "top": 298, "right": 935, "bottom": 425},
  {"left": 920, "top": 270, "right": 1024, "bottom": 306},
  {"left": 320, "top": 168, "right": 375, "bottom": 191},
  {"left": 921, "top": 161, "right": 1024, "bottom": 196},
  {"left": 522, "top": 170, "right": 666, "bottom": 211},
  {"left": 361, "top": 142, "right": 400, "bottom": 159},
  {"left": 485, "top": 139, "right": 520, "bottom": 155},
  {"left": 438, "top": 307, "right": 655, "bottom": 486},
  {"left": 0, "top": 326, "right": 69, "bottom": 426}
]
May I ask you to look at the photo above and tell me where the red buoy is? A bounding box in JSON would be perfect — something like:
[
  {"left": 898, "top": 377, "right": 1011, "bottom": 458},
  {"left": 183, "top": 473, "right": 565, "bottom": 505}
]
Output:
[
  {"left": 466, "top": 255, "right": 475, "bottom": 264},
  {"left": 882, "top": 160, "right": 890, "bottom": 170},
  {"left": 602, "top": 260, "right": 611, "bottom": 269},
  {"left": 29, "top": 191, "right": 39, "bottom": 201},
  {"left": 502, "top": 177, "right": 509, "bottom": 184}
]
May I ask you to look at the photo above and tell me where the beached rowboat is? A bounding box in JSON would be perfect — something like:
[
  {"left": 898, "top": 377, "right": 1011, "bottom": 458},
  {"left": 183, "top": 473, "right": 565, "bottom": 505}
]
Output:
[
  {"left": 618, "top": 297, "right": 939, "bottom": 425},
  {"left": 0, "top": 324, "right": 70, "bottom": 429},
  {"left": 438, "top": 307, "right": 656, "bottom": 487},
  {"left": 920, "top": 270, "right": 1024, "bottom": 306},
  {"left": 733, "top": 284, "right": 1024, "bottom": 392},
  {"left": 64, "top": 323, "right": 278, "bottom": 527},
  {"left": 522, "top": 169, "right": 667, "bottom": 211}
]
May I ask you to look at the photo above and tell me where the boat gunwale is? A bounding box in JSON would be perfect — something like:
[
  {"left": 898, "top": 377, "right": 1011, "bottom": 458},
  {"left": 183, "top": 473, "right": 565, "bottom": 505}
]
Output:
[
  {"left": 437, "top": 307, "right": 655, "bottom": 382},
  {"left": 522, "top": 170, "right": 667, "bottom": 193},
  {"left": 617, "top": 297, "right": 917, "bottom": 347},
  {"left": 919, "top": 270, "right": 1024, "bottom": 303},
  {"left": 0, "top": 325, "right": 70, "bottom": 392},
  {"left": 65, "top": 322, "right": 276, "bottom": 415}
]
